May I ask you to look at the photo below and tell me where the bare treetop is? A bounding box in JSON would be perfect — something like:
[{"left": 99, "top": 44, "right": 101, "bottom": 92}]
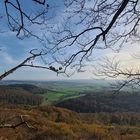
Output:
[
  {"left": 4, "top": 0, "right": 49, "bottom": 39},
  {"left": 1, "top": 0, "right": 140, "bottom": 80},
  {"left": 45, "top": 0, "right": 140, "bottom": 72}
]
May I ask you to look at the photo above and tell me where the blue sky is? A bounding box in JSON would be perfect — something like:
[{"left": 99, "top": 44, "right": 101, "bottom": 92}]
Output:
[
  {"left": 0, "top": 0, "right": 94, "bottom": 80},
  {"left": 0, "top": 0, "right": 140, "bottom": 80}
]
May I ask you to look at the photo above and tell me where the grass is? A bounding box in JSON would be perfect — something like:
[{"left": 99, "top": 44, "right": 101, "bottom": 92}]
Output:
[
  {"left": 39, "top": 91, "right": 86, "bottom": 105},
  {"left": 38, "top": 81, "right": 110, "bottom": 105},
  {"left": 40, "top": 92, "right": 64, "bottom": 105}
]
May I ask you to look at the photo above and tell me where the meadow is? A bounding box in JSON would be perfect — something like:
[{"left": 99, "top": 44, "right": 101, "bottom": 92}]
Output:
[{"left": 37, "top": 80, "right": 110, "bottom": 105}]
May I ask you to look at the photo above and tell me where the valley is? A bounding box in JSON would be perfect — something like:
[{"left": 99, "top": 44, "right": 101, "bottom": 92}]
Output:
[{"left": 0, "top": 80, "right": 140, "bottom": 140}]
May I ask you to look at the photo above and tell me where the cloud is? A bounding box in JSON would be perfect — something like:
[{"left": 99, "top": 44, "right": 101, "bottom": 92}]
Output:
[{"left": 0, "top": 51, "right": 17, "bottom": 65}]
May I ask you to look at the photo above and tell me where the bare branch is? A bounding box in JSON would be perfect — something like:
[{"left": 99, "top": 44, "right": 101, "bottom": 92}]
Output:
[
  {"left": 33, "top": 0, "right": 45, "bottom": 5},
  {"left": 0, "top": 115, "right": 36, "bottom": 129},
  {"left": 48, "top": 0, "right": 137, "bottom": 72},
  {"left": 0, "top": 49, "right": 65, "bottom": 80},
  {"left": 4, "top": 0, "right": 49, "bottom": 39},
  {"left": 93, "top": 56, "right": 140, "bottom": 92}
]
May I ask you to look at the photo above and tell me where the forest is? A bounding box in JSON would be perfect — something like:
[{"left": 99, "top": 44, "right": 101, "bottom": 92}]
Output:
[
  {"left": 1, "top": 105, "right": 140, "bottom": 140},
  {"left": 1, "top": 0, "right": 140, "bottom": 139},
  {"left": 0, "top": 81, "right": 140, "bottom": 139},
  {"left": 0, "top": 84, "right": 44, "bottom": 105},
  {"left": 56, "top": 92, "right": 140, "bottom": 113}
]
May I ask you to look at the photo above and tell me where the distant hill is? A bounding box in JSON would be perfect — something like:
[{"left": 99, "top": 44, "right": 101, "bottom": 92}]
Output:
[
  {"left": 56, "top": 92, "right": 140, "bottom": 113},
  {"left": 0, "top": 84, "right": 45, "bottom": 105},
  {"left": 7, "top": 84, "right": 47, "bottom": 94}
]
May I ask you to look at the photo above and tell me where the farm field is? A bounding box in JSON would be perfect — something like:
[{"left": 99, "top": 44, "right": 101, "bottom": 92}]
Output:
[
  {"left": 0, "top": 80, "right": 111, "bottom": 105},
  {"left": 37, "top": 80, "right": 111, "bottom": 104}
]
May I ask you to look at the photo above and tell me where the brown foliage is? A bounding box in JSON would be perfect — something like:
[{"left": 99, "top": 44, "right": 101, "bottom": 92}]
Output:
[{"left": 0, "top": 106, "right": 140, "bottom": 140}]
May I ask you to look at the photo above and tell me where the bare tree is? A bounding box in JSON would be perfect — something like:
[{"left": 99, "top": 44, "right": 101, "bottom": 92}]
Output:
[
  {"left": 44, "top": 0, "right": 140, "bottom": 73},
  {"left": 0, "top": 0, "right": 66, "bottom": 80},
  {"left": 36, "top": 0, "right": 140, "bottom": 91},
  {"left": 1, "top": 0, "right": 140, "bottom": 80},
  {"left": 92, "top": 56, "right": 140, "bottom": 92},
  {"left": 0, "top": 49, "right": 64, "bottom": 80},
  {"left": 4, "top": 0, "right": 49, "bottom": 39}
]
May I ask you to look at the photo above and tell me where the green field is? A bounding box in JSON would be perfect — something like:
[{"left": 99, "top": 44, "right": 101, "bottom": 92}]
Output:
[
  {"left": 37, "top": 80, "right": 111, "bottom": 105},
  {"left": 0, "top": 79, "right": 112, "bottom": 105}
]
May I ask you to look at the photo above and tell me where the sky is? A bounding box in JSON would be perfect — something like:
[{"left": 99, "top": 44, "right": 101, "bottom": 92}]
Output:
[
  {"left": 0, "top": 0, "right": 93, "bottom": 80},
  {"left": 0, "top": 0, "right": 140, "bottom": 81}
]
